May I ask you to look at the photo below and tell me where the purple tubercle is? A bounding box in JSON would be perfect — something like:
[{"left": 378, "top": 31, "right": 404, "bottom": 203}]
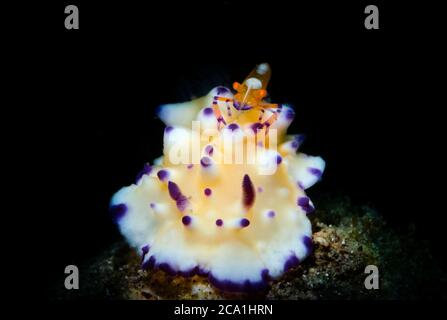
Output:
[
  {"left": 196, "top": 267, "right": 209, "bottom": 277},
  {"left": 187, "top": 164, "right": 194, "bottom": 169},
  {"left": 204, "top": 145, "right": 214, "bottom": 156},
  {"left": 200, "top": 156, "right": 212, "bottom": 168},
  {"left": 303, "top": 235, "right": 313, "bottom": 254},
  {"left": 144, "top": 252, "right": 276, "bottom": 292},
  {"left": 135, "top": 163, "right": 152, "bottom": 183},
  {"left": 308, "top": 167, "right": 323, "bottom": 178},
  {"left": 208, "top": 273, "right": 269, "bottom": 293},
  {"left": 168, "top": 181, "right": 182, "bottom": 200},
  {"left": 285, "top": 108, "right": 295, "bottom": 120},
  {"left": 149, "top": 202, "right": 156, "bottom": 209},
  {"left": 257, "top": 186, "right": 264, "bottom": 193},
  {"left": 297, "top": 181, "right": 305, "bottom": 190},
  {"left": 178, "top": 266, "right": 207, "bottom": 278},
  {"left": 291, "top": 140, "right": 299, "bottom": 149},
  {"left": 216, "top": 219, "right": 223, "bottom": 227},
  {"left": 261, "top": 269, "right": 271, "bottom": 281},
  {"left": 268, "top": 210, "right": 276, "bottom": 218},
  {"left": 141, "top": 245, "right": 150, "bottom": 263},
  {"left": 297, "top": 196, "right": 315, "bottom": 214},
  {"left": 172, "top": 191, "right": 189, "bottom": 212},
  {"left": 242, "top": 174, "right": 256, "bottom": 210},
  {"left": 297, "top": 196, "right": 310, "bottom": 206},
  {"left": 276, "top": 155, "right": 282, "bottom": 165},
  {"left": 168, "top": 181, "right": 189, "bottom": 212},
  {"left": 158, "top": 262, "right": 177, "bottom": 276},
  {"left": 204, "top": 188, "right": 212, "bottom": 196},
  {"left": 178, "top": 268, "right": 199, "bottom": 278},
  {"left": 165, "top": 126, "right": 173, "bottom": 134},
  {"left": 227, "top": 123, "right": 239, "bottom": 131},
  {"left": 284, "top": 254, "right": 300, "bottom": 272},
  {"left": 157, "top": 169, "right": 169, "bottom": 181},
  {"left": 110, "top": 203, "right": 127, "bottom": 223},
  {"left": 176, "top": 198, "right": 189, "bottom": 212},
  {"left": 142, "top": 256, "right": 209, "bottom": 278},
  {"left": 295, "top": 134, "right": 306, "bottom": 145},
  {"left": 216, "top": 86, "right": 229, "bottom": 95},
  {"left": 203, "top": 107, "right": 214, "bottom": 116},
  {"left": 251, "top": 122, "right": 264, "bottom": 133},
  {"left": 141, "top": 245, "right": 150, "bottom": 255},
  {"left": 142, "top": 255, "right": 156, "bottom": 270},
  {"left": 182, "top": 215, "right": 192, "bottom": 226},
  {"left": 240, "top": 218, "right": 250, "bottom": 228}
]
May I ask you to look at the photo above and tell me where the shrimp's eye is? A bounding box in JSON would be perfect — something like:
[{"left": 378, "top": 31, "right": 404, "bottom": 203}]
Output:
[
  {"left": 233, "top": 82, "right": 241, "bottom": 91},
  {"left": 258, "top": 89, "right": 267, "bottom": 98}
]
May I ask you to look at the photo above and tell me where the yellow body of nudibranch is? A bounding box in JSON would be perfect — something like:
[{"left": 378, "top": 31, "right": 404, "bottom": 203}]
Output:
[{"left": 110, "top": 63, "right": 326, "bottom": 293}]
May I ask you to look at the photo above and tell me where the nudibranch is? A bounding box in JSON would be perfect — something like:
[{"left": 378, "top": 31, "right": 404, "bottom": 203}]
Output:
[{"left": 110, "top": 63, "right": 325, "bottom": 293}]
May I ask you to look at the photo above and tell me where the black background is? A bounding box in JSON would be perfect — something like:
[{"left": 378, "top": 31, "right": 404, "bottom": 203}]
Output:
[{"left": 29, "top": 1, "right": 445, "bottom": 301}]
